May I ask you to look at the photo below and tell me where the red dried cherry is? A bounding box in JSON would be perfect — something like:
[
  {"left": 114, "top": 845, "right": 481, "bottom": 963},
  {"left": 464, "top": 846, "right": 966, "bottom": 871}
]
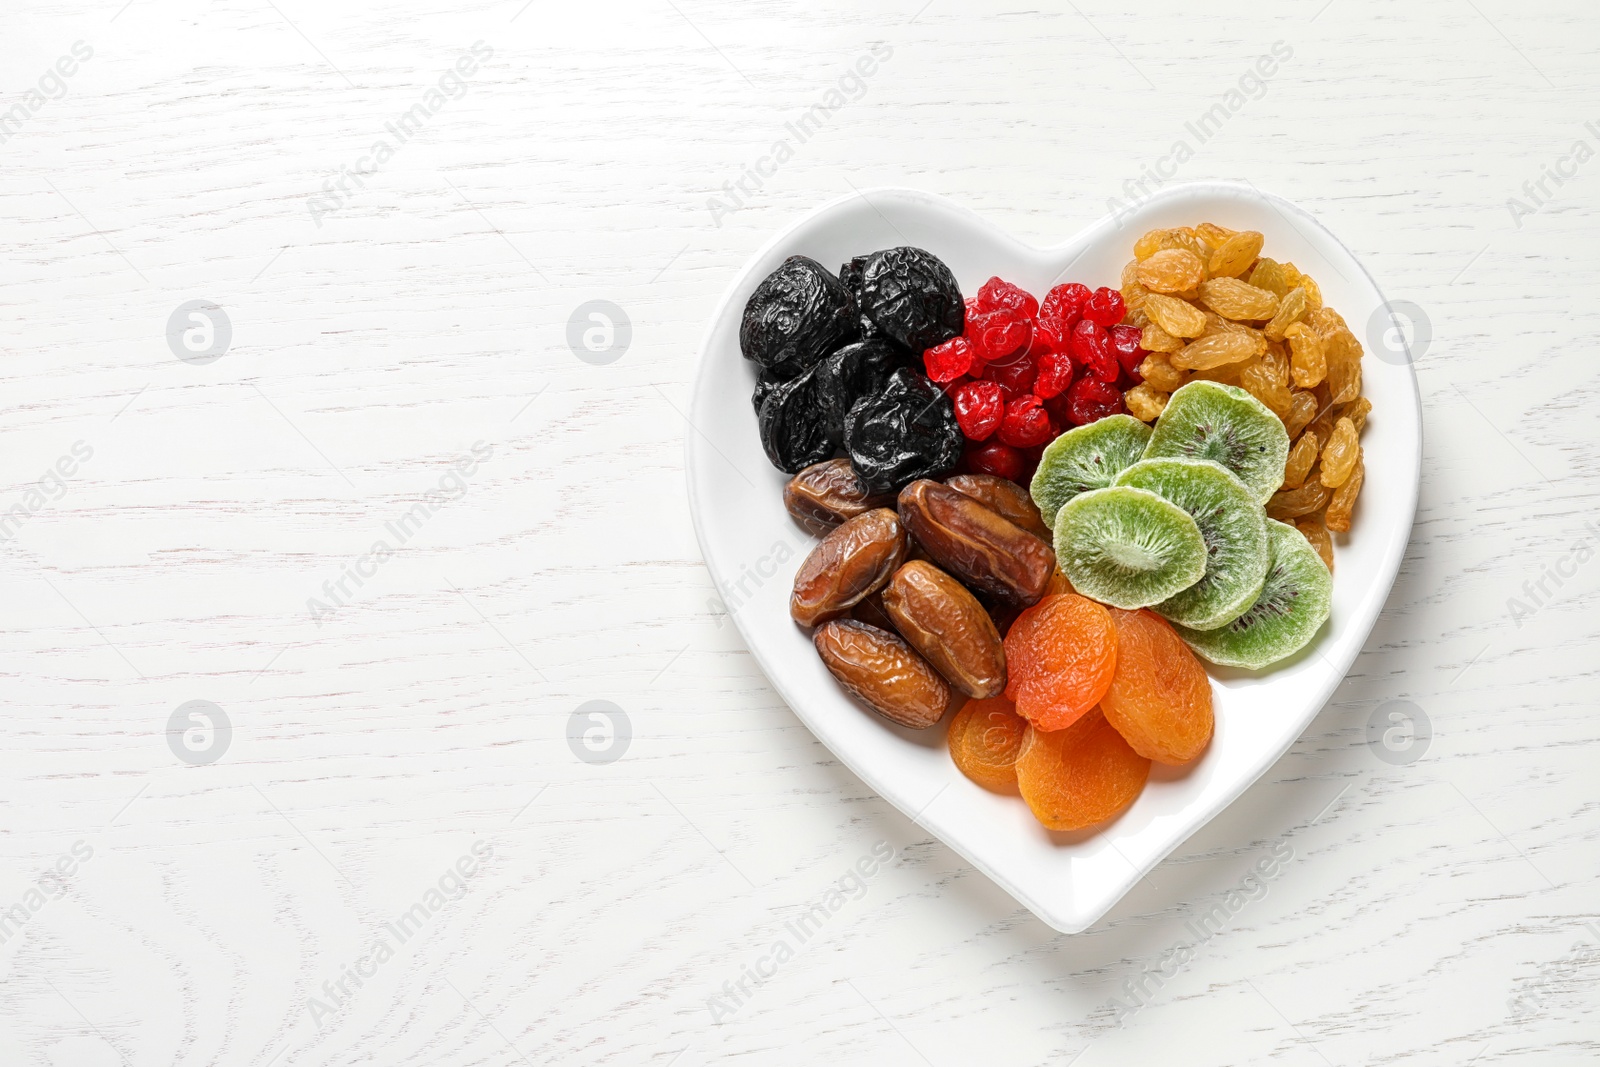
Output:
[
  {"left": 1109, "top": 324, "right": 1145, "bottom": 384},
  {"left": 1040, "top": 283, "right": 1090, "bottom": 330},
  {"left": 1084, "top": 286, "right": 1126, "bottom": 328},
  {"left": 1033, "top": 350, "right": 1075, "bottom": 399},
  {"left": 952, "top": 380, "right": 1005, "bottom": 441},
  {"left": 968, "top": 309, "right": 1030, "bottom": 363},
  {"left": 976, "top": 277, "right": 1039, "bottom": 319},
  {"left": 965, "top": 439, "right": 1025, "bottom": 482},
  {"left": 1065, "top": 377, "right": 1124, "bottom": 426},
  {"left": 997, "top": 395, "right": 1054, "bottom": 448},
  {"left": 984, "top": 350, "right": 1036, "bottom": 395},
  {"left": 924, "top": 336, "right": 975, "bottom": 382},
  {"left": 1069, "top": 320, "right": 1119, "bottom": 382}
]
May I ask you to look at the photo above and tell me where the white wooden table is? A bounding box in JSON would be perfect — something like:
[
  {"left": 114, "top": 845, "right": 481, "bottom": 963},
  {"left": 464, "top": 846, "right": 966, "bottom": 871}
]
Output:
[{"left": 2, "top": 1, "right": 1596, "bottom": 1063}]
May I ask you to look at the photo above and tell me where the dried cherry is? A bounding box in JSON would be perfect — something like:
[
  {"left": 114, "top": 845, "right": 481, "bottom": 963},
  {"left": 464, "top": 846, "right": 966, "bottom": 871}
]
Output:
[
  {"left": 951, "top": 380, "right": 1005, "bottom": 441},
  {"left": 1064, "top": 377, "right": 1124, "bottom": 426}
]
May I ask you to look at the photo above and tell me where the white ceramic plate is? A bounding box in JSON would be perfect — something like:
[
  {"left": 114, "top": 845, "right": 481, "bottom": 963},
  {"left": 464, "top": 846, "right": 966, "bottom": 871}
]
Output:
[{"left": 685, "top": 184, "right": 1421, "bottom": 933}]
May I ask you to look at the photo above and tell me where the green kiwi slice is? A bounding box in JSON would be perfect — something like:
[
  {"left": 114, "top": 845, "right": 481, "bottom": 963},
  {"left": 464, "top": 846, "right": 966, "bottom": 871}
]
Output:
[
  {"left": 1052, "top": 486, "right": 1207, "bottom": 609},
  {"left": 1143, "top": 381, "right": 1289, "bottom": 504},
  {"left": 1030, "top": 414, "right": 1152, "bottom": 530}
]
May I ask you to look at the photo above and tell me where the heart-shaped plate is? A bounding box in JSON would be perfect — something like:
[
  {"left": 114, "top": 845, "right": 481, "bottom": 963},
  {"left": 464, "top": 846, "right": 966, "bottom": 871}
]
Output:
[{"left": 686, "top": 183, "right": 1421, "bottom": 932}]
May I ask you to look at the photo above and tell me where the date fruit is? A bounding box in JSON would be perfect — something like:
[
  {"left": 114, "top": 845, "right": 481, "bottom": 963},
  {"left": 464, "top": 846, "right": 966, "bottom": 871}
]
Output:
[
  {"left": 790, "top": 508, "right": 909, "bottom": 627},
  {"left": 896, "top": 479, "right": 1056, "bottom": 607},
  {"left": 882, "top": 560, "right": 1007, "bottom": 698},
  {"left": 944, "top": 473, "right": 1051, "bottom": 540},
  {"left": 784, "top": 459, "right": 896, "bottom": 536},
  {"left": 813, "top": 619, "right": 952, "bottom": 729}
]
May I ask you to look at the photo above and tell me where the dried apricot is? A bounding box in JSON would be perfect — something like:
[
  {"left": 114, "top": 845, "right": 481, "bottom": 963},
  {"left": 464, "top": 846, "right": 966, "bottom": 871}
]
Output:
[
  {"left": 947, "top": 696, "right": 1028, "bottom": 791},
  {"left": 1002, "top": 594, "right": 1117, "bottom": 732},
  {"left": 1099, "top": 608, "right": 1214, "bottom": 764},
  {"left": 1015, "top": 710, "right": 1150, "bottom": 831},
  {"left": 1137, "top": 249, "right": 1206, "bottom": 294}
]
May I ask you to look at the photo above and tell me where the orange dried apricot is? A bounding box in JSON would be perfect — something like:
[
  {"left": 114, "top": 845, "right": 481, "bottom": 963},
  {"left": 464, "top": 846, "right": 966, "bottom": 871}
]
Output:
[
  {"left": 1015, "top": 710, "right": 1151, "bottom": 831},
  {"left": 1099, "top": 609, "right": 1214, "bottom": 764},
  {"left": 1002, "top": 594, "right": 1117, "bottom": 732},
  {"left": 947, "top": 696, "right": 1028, "bottom": 791}
]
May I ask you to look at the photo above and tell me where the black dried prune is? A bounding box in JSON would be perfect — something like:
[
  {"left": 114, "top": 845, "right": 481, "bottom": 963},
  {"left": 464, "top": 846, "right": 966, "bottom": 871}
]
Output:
[
  {"left": 840, "top": 255, "right": 889, "bottom": 341},
  {"left": 844, "top": 367, "right": 963, "bottom": 492},
  {"left": 814, "top": 340, "right": 908, "bottom": 441},
  {"left": 751, "top": 369, "right": 785, "bottom": 416},
  {"left": 853, "top": 247, "right": 964, "bottom": 354},
  {"left": 740, "top": 256, "right": 858, "bottom": 378},
  {"left": 758, "top": 364, "right": 834, "bottom": 474}
]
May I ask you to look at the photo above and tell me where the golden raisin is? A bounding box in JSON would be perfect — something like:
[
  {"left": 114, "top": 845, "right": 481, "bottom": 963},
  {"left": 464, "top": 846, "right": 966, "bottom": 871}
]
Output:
[
  {"left": 1197, "top": 277, "right": 1279, "bottom": 321},
  {"left": 1142, "top": 293, "right": 1207, "bottom": 338},
  {"left": 1122, "top": 383, "right": 1168, "bottom": 422},
  {"left": 1263, "top": 287, "right": 1307, "bottom": 341},
  {"left": 1208, "top": 230, "right": 1265, "bottom": 279},
  {"left": 1326, "top": 347, "right": 1362, "bottom": 404},
  {"left": 1267, "top": 481, "right": 1331, "bottom": 521},
  {"left": 1140, "top": 323, "right": 1183, "bottom": 352},
  {"left": 1319, "top": 419, "right": 1360, "bottom": 488},
  {"left": 1296, "top": 520, "right": 1334, "bottom": 571},
  {"left": 1195, "top": 221, "right": 1236, "bottom": 245},
  {"left": 1239, "top": 351, "right": 1292, "bottom": 419},
  {"left": 1343, "top": 396, "right": 1372, "bottom": 434},
  {"left": 1137, "top": 353, "right": 1187, "bottom": 392},
  {"left": 1137, "top": 249, "right": 1207, "bottom": 293},
  {"left": 1248, "top": 257, "right": 1288, "bottom": 297},
  {"left": 1325, "top": 456, "right": 1363, "bottom": 533},
  {"left": 1285, "top": 322, "right": 1327, "bottom": 389},
  {"left": 1284, "top": 390, "right": 1319, "bottom": 440},
  {"left": 1171, "top": 331, "right": 1263, "bottom": 371},
  {"left": 1282, "top": 432, "right": 1321, "bottom": 489}
]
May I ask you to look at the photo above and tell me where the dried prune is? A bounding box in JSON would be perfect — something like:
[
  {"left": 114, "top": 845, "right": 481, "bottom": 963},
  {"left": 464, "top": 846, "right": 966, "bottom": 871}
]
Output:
[
  {"left": 758, "top": 364, "right": 832, "bottom": 474},
  {"left": 851, "top": 247, "right": 965, "bottom": 353},
  {"left": 751, "top": 369, "right": 785, "bottom": 415},
  {"left": 843, "top": 368, "right": 963, "bottom": 492},
  {"left": 740, "top": 255, "right": 858, "bottom": 378},
  {"left": 783, "top": 458, "right": 895, "bottom": 535},
  {"left": 814, "top": 340, "right": 907, "bottom": 440}
]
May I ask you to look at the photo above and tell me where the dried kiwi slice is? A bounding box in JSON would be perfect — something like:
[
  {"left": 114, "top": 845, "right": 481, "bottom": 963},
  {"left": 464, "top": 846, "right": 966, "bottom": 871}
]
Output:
[
  {"left": 1114, "top": 457, "right": 1269, "bottom": 630},
  {"left": 1030, "top": 414, "right": 1153, "bottom": 530},
  {"left": 1175, "top": 520, "right": 1332, "bottom": 669},
  {"left": 1052, "top": 486, "right": 1206, "bottom": 610},
  {"left": 1142, "top": 381, "right": 1289, "bottom": 504}
]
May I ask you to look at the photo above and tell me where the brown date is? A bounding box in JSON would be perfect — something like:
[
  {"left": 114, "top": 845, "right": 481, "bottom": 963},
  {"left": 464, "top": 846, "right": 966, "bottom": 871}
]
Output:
[
  {"left": 944, "top": 474, "right": 1050, "bottom": 540},
  {"left": 896, "top": 480, "right": 1056, "bottom": 607},
  {"left": 783, "top": 459, "right": 895, "bottom": 536},
  {"left": 789, "top": 508, "right": 908, "bottom": 627},
  {"left": 851, "top": 589, "right": 899, "bottom": 634},
  {"left": 881, "top": 560, "right": 1006, "bottom": 698},
  {"left": 812, "top": 619, "right": 952, "bottom": 729}
]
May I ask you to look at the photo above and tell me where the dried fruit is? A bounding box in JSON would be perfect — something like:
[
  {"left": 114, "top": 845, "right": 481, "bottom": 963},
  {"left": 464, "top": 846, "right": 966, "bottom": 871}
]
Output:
[
  {"left": 1099, "top": 608, "right": 1213, "bottom": 764},
  {"left": 1015, "top": 710, "right": 1150, "bottom": 831},
  {"left": 883, "top": 560, "right": 1007, "bottom": 698},
  {"left": 1296, "top": 519, "right": 1333, "bottom": 571},
  {"left": 849, "top": 247, "right": 965, "bottom": 353},
  {"left": 1040, "top": 282, "right": 1090, "bottom": 330},
  {"left": 1247, "top": 257, "right": 1288, "bottom": 297},
  {"left": 1343, "top": 396, "right": 1372, "bottom": 434},
  {"left": 1282, "top": 431, "right": 1320, "bottom": 490},
  {"left": 758, "top": 365, "right": 833, "bottom": 473},
  {"left": 997, "top": 394, "right": 1054, "bottom": 448},
  {"left": 741, "top": 255, "right": 858, "bottom": 377},
  {"left": 1122, "top": 383, "right": 1168, "bottom": 422},
  {"left": 1284, "top": 390, "right": 1319, "bottom": 440},
  {"left": 965, "top": 439, "right": 1025, "bottom": 482},
  {"left": 1319, "top": 418, "right": 1360, "bottom": 488},
  {"left": 897, "top": 479, "right": 1056, "bottom": 607},
  {"left": 783, "top": 458, "right": 896, "bottom": 535},
  {"left": 1069, "top": 319, "right": 1120, "bottom": 382},
  {"left": 1195, "top": 222, "right": 1236, "bottom": 245},
  {"left": 924, "top": 335, "right": 975, "bottom": 383},
  {"left": 1137, "top": 353, "right": 1187, "bottom": 392},
  {"left": 1263, "top": 287, "right": 1307, "bottom": 341},
  {"left": 813, "top": 619, "right": 951, "bottom": 729},
  {"left": 1285, "top": 322, "right": 1327, "bottom": 389},
  {"left": 977, "top": 276, "right": 1038, "bottom": 319},
  {"left": 1197, "top": 277, "right": 1279, "bottom": 322},
  {"left": 1084, "top": 287, "right": 1127, "bottom": 328},
  {"left": 1326, "top": 344, "right": 1362, "bottom": 404},
  {"left": 1140, "top": 323, "right": 1183, "bottom": 353},
  {"left": 951, "top": 379, "right": 1006, "bottom": 441},
  {"left": 1267, "top": 481, "right": 1331, "bottom": 521},
  {"left": 1003, "top": 593, "right": 1118, "bottom": 731},
  {"left": 789, "top": 508, "right": 909, "bottom": 626},
  {"left": 1325, "top": 455, "right": 1363, "bottom": 533},
  {"left": 947, "top": 696, "right": 1028, "bottom": 791},
  {"left": 1032, "top": 350, "right": 1075, "bottom": 399},
  {"left": 851, "top": 588, "right": 899, "bottom": 632},
  {"left": 844, "top": 367, "right": 964, "bottom": 492},
  {"left": 1171, "top": 331, "right": 1263, "bottom": 371},
  {"left": 1142, "top": 293, "right": 1207, "bottom": 339},
  {"left": 1137, "top": 249, "right": 1207, "bottom": 294},
  {"left": 945, "top": 473, "right": 1050, "bottom": 539},
  {"left": 1206, "top": 230, "right": 1264, "bottom": 279},
  {"left": 1064, "top": 377, "right": 1125, "bottom": 426},
  {"left": 1239, "top": 354, "right": 1293, "bottom": 420}
]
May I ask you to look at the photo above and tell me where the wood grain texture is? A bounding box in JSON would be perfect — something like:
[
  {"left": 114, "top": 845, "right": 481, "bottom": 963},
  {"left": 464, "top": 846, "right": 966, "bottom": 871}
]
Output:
[{"left": 1, "top": 0, "right": 1597, "bottom": 1063}]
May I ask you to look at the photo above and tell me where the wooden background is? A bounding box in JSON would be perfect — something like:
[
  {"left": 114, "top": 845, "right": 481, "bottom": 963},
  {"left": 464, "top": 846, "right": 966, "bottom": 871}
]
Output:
[{"left": 2, "top": 1, "right": 1597, "bottom": 1064}]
